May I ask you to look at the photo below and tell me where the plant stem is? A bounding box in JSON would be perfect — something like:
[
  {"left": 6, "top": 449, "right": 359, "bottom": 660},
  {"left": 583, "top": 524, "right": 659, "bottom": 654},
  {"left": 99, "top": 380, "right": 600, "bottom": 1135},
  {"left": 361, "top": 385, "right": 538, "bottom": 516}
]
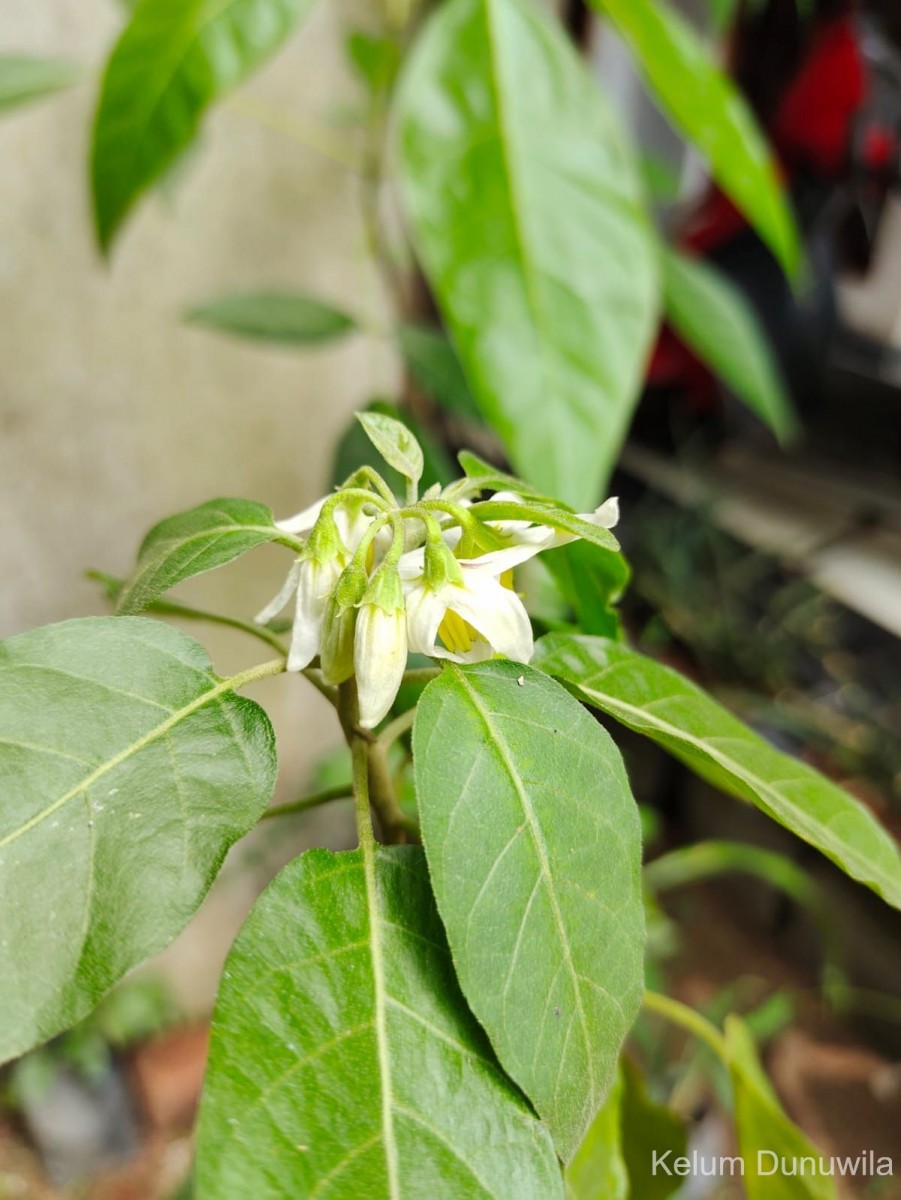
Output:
[
  {"left": 339, "top": 681, "right": 412, "bottom": 844},
  {"left": 378, "top": 706, "right": 416, "bottom": 751},
  {"left": 368, "top": 740, "right": 415, "bottom": 842},
  {"left": 225, "top": 95, "right": 363, "bottom": 172},
  {"left": 642, "top": 990, "right": 728, "bottom": 1059},
  {"left": 260, "top": 784, "right": 352, "bottom": 821}
]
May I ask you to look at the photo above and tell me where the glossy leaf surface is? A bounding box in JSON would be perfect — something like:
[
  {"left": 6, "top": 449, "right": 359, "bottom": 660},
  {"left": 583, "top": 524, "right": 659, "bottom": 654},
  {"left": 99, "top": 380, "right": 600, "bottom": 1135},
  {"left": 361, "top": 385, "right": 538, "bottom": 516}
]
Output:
[
  {"left": 116, "top": 498, "right": 283, "bottom": 615},
  {"left": 91, "top": 0, "right": 315, "bottom": 250},
  {"left": 357, "top": 411, "right": 424, "bottom": 486},
  {"left": 0, "top": 618, "right": 276, "bottom": 1062},
  {"left": 662, "top": 247, "right": 797, "bottom": 442},
  {"left": 413, "top": 660, "right": 645, "bottom": 1160},
  {"left": 536, "top": 634, "right": 901, "bottom": 908},
  {"left": 397, "top": 0, "right": 658, "bottom": 507},
  {"left": 196, "top": 846, "right": 563, "bottom": 1198},
  {"left": 593, "top": 0, "right": 799, "bottom": 276}
]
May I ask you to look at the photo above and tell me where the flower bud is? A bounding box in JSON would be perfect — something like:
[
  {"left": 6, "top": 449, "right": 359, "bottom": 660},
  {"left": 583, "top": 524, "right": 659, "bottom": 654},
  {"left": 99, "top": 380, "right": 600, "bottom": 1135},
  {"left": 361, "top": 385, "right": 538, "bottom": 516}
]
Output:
[
  {"left": 354, "top": 565, "right": 407, "bottom": 730},
  {"left": 320, "top": 564, "right": 368, "bottom": 686}
]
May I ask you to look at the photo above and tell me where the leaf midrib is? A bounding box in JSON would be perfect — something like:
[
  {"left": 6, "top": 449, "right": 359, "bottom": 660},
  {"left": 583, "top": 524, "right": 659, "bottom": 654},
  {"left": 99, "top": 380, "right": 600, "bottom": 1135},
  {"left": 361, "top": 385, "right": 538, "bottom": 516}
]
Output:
[
  {"left": 450, "top": 664, "right": 597, "bottom": 1105},
  {"left": 0, "top": 669, "right": 248, "bottom": 851},
  {"left": 568, "top": 668, "right": 900, "bottom": 905}
]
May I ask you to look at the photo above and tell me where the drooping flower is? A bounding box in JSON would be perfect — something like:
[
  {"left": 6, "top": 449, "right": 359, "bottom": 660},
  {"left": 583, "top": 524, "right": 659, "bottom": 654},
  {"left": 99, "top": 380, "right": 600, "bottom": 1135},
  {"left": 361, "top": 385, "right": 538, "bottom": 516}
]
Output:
[
  {"left": 400, "top": 539, "right": 537, "bottom": 665},
  {"left": 355, "top": 564, "right": 408, "bottom": 729}
]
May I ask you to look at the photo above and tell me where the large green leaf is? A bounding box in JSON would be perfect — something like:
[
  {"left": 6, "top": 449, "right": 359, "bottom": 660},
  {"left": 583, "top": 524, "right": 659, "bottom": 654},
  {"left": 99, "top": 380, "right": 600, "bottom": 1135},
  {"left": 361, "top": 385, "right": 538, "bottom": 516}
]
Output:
[
  {"left": 116, "top": 498, "right": 285, "bottom": 616},
  {"left": 0, "top": 618, "right": 277, "bottom": 1062},
  {"left": 726, "top": 1016, "right": 836, "bottom": 1200},
  {"left": 196, "top": 846, "right": 563, "bottom": 1198},
  {"left": 413, "top": 660, "right": 645, "bottom": 1161},
  {"left": 535, "top": 634, "right": 901, "bottom": 909},
  {"left": 0, "top": 56, "right": 83, "bottom": 113},
  {"left": 662, "top": 246, "right": 797, "bottom": 442},
  {"left": 592, "top": 0, "right": 799, "bottom": 277},
  {"left": 185, "top": 292, "right": 357, "bottom": 345},
  {"left": 91, "top": 0, "right": 316, "bottom": 251},
  {"left": 396, "top": 0, "right": 659, "bottom": 508},
  {"left": 565, "top": 1069, "right": 628, "bottom": 1200}
]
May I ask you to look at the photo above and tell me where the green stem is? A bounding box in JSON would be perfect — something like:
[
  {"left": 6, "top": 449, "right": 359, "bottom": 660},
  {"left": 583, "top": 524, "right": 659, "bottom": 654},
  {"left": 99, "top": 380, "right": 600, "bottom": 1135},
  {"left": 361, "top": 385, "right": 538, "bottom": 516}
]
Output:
[
  {"left": 642, "top": 990, "right": 728, "bottom": 1059},
  {"left": 225, "top": 658, "right": 289, "bottom": 691},
  {"left": 261, "top": 784, "right": 352, "bottom": 821},
  {"left": 378, "top": 706, "right": 416, "bottom": 751}
]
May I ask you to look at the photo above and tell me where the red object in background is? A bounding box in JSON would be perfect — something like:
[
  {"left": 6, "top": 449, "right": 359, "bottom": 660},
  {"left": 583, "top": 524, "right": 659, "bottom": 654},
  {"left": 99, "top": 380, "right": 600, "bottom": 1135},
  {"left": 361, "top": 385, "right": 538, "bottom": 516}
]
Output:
[{"left": 648, "top": 10, "right": 866, "bottom": 399}]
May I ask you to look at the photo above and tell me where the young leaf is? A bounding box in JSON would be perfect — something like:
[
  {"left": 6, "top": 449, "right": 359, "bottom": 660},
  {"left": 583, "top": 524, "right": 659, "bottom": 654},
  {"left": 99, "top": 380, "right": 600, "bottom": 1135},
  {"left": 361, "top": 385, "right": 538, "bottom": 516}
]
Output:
[
  {"left": 184, "top": 292, "right": 356, "bottom": 346},
  {"left": 397, "top": 325, "right": 481, "bottom": 422},
  {"left": 357, "top": 411, "right": 424, "bottom": 486},
  {"left": 91, "top": 0, "right": 317, "bottom": 251},
  {"left": 565, "top": 1069, "right": 628, "bottom": 1200},
  {"left": 396, "top": 0, "right": 659, "bottom": 508},
  {"left": 196, "top": 846, "right": 563, "bottom": 1199},
  {"left": 591, "top": 0, "right": 799, "bottom": 277},
  {"left": 331, "top": 401, "right": 452, "bottom": 495},
  {"left": 115, "top": 498, "right": 284, "bottom": 616},
  {"left": 535, "top": 634, "right": 901, "bottom": 909},
  {"left": 662, "top": 246, "right": 798, "bottom": 443},
  {"left": 413, "top": 660, "right": 645, "bottom": 1161},
  {"left": 726, "top": 1016, "right": 837, "bottom": 1200},
  {"left": 619, "top": 1058, "right": 686, "bottom": 1200},
  {"left": 0, "top": 55, "right": 83, "bottom": 113},
  {"left": 0, "top": 618, "right": 277, "bottom": 1063}
]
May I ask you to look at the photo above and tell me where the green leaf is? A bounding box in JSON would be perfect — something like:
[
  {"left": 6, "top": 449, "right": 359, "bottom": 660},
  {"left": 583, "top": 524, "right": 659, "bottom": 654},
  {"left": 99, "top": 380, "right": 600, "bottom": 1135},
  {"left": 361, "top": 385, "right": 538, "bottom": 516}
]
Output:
[
  {"left": 91, "top": 0, "right": 316, "bottom": 251},
  {"left": 0, "top": 55, "right": 83, "bottom": 113},
  {"left": 196, "top": 846, "right": 563, "bottom": 1198},
  {"left": 184, "top": 292, "right": 356, "bottom": 346},
  {"left": 331, "top": 401, "right": 452, "bottom": 497},
  {"left": 357, "top": 411, "right": 424, "bottom": 486},
  {"left": 116, "top": 498, "right": 283, "bottom": 616},
  {"left": 592, "top": 0, "right": 799, "bottom": 277},
  {"left": 565, "top": 1069, "right": 628, "bottom": 1200},
  {"left": 471, "top": 499, "right": 622, "bottom": 556},
  {"left": 726, "top": 1016, "right": 837, "bottom": 1200},
  {"left": 346, "top": 30, "right": 400, "bottom": 94},
  {"left": 396, "top": 0, "right": 659, "bottom": 508},
  {"left": 544, "top": 540, "right": 630, "bottom": 640},
  {"left": 662, "top": 246, "right": 798, "bottom": 442},
  {"left": 619, "top": 1058, "right": 686, "bottom": 1200},
  {"left": 535, "top": 634, "right": 901, "bottom": 909},
  {"left": 0, "top": 617, "right": 277, "bottom": 1063},
  {"left": 413, "top": 660, "right": 645, "bottom": 1161},
  {"left": 397, "top": 325, "right": 481, "bottom": 422}
]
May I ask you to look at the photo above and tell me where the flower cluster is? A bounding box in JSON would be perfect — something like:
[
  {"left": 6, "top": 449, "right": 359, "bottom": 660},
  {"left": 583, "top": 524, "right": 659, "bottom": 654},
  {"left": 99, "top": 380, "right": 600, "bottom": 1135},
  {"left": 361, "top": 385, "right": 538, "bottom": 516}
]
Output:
[{"left": 255, "top": 425, "right": 619, "bottom": 729}]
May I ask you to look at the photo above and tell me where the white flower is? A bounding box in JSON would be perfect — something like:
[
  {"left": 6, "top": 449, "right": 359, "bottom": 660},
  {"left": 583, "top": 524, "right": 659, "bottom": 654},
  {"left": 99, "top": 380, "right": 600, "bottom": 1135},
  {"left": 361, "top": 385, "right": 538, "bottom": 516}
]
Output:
[
  {"left": 355, "top": 567, "right": 407, "bottom": 729},
  {"left": 286, "top": 554, "right": 347, "bottom": 672},
  {"left": 401, "top": 543, "right": 535, "bottom": 665},
  {"left": 486, "top": 493, "right": 620, "bottom": 552}
]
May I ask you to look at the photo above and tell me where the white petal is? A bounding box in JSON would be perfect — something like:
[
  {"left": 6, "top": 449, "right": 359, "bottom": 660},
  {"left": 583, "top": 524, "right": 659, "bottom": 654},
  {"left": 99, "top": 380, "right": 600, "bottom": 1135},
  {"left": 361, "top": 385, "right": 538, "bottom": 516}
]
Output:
[
  {"left": 446, "top": 576, "right": 534, "bottom": 663},
  {"left": 274, "top": 496, "right": 329, "bottom": 535},
  {"left": 254, "top": 560, "right": 301, "bottom": 625},
  {"left": 404, "top": 585, "right": 445, "bottom": 656},
  {"left": 355, "top": 606, "right": 407, "bottom": 729},
  {"left": 581, "top": 496, "right": 619, "bottom": 530},
  {"left": 398, "top": 547, "right": 426, "bottom": 582},
  {"left": 459, "top": 537, "right": 551, "bottom": 577},
  {"left": 335, "top": 506, "right": 376, "bottom": 553},
  {"left": 286, "top": 558, "right": 342, "bottom": 671}
]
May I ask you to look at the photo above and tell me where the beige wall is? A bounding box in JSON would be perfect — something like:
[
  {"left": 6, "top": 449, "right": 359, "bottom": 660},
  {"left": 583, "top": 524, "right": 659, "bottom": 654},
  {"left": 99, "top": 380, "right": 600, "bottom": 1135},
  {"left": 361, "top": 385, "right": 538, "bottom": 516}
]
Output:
[{"left": 0, "top": 0, "right": 398, "bottom": 1008}]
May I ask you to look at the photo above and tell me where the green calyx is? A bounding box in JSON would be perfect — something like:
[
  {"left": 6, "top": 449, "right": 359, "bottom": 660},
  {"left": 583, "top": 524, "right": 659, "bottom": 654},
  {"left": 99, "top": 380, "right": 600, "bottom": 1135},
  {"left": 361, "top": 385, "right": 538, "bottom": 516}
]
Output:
[
  {"left": 422, "top": 534, "right": 464, "bottom": 591},
  {"left": 361, "top": 561, "right": 405, "bottom": 614},
  {"left": 321, "top": 562, "right": 369, "bottom": 685}
]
